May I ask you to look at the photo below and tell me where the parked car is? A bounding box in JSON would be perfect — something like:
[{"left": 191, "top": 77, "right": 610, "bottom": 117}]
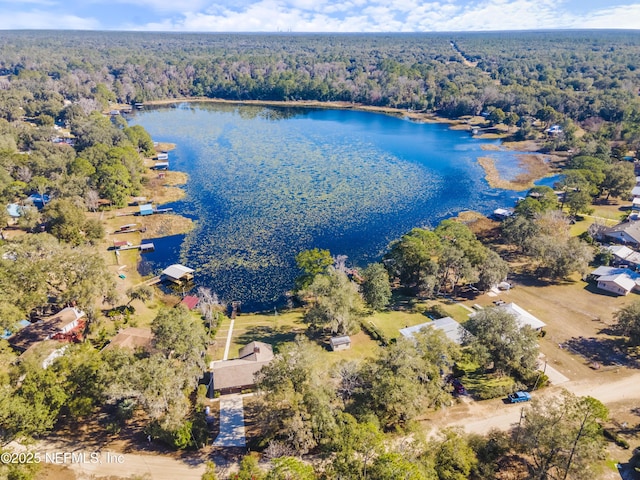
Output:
[
  {"left": 508, "top": 391, "right": 532, "bottom": 403},
  {"left": 451, "top": 378, "right": 466, "bottom": 395}
]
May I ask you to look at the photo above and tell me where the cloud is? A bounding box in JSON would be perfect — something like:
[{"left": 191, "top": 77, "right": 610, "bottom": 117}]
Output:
[
  {"left": 2, "top": 0, "right": 640, "bottom": 31},
  {"left": 0, "top": 10, "right": 100, "bottom": 29}
]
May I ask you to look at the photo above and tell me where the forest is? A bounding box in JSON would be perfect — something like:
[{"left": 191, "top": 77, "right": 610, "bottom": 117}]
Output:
[{"left": 0, "top": 30, "right": 640, "bottom": 479}]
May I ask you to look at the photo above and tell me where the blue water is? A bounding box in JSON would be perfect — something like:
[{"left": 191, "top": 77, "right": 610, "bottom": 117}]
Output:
[{"left": 132, "top": 104, "right": 554, "bottom": 311}]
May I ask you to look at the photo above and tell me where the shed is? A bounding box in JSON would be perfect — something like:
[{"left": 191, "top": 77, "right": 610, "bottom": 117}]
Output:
[
  {"left": 139, "top": 204, "right": 154, "bottom": 216},
  {"left": 161, "top": 264, "right": 195, "bottom": 283},
  {"left": 180, "top": 295, "right": 199, "bottom": 310},
  {"left": 140, "top": 243, "right": 155, "bottom": 253},
  {"left": 329, "top": 335, "right": 351, "bottom": 351},
  {"left": 152, "top": 162, "right": 169, "bottom": 170}
]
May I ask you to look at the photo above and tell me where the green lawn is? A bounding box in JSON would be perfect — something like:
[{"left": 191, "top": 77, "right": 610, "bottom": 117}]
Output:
[
  {"left": 213, "top": 310, "right": 306, "bottom": 360},
  {"left": 455, "top": 359, "right": 515, "bottom": 400}
]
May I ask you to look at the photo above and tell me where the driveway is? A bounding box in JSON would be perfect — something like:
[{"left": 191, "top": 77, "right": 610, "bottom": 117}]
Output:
[{"left": 213, "top": 395, "right": 246, "bottom": 447}]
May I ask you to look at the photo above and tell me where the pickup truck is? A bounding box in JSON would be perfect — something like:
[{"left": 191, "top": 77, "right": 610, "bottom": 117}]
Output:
[{"left": 508, "top": 391, "right": 532, "bottom": 403}]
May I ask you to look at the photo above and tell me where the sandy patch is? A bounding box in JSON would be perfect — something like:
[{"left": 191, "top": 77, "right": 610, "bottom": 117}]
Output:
[
  {"left": 480, "top": 144, "right": 502, "bottom": 151},
  {"left": 141, "top": 214, "right": 194, "bottom": 238},
  {"left": 478, "top": 154, "right": 554, "bottom": 190}
]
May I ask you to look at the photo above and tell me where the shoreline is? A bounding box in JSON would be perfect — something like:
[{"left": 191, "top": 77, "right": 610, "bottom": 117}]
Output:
[{"left": 142, "top": 97, "right": 468, "bottom": 125}]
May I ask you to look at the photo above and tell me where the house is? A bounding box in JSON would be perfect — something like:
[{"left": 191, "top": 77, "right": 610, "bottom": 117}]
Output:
[
  {"left": 212, "top": 341, "right": 274, "bottom": 395},
  {"left": 601, "top": 220, "right": 640, "bottom": 247},
  {"left": 139, "top": 204, "right": 154, "bottom": 216},
  {"left": 606, "top": 245, "right": 640, "bottom": 268},
  {"left": 161, "top": 264, "right": 195, "bottom": 284},
  {"left": 156, "top": 153, "right": 169, "bottom": 161},
  {"left": 632, "top": 186, "right": 640, "bottom": 199},
  {"left": 399, "top": 317, "right": 470, "bottom": 345},
  {"left": 7, "top": 307, "right": 85, "bottom": 352},
  {"left": 633, "top": 198, "right": 640, "bottom": 211},
  {"left": 102, "top": 327, "right": 154, "bottom": 352},
  {"left": 498, "top": 303, "right": 546, "bottom": 331},
  {"left": 589, "top": 266, "right": 640, "bottom": 295},
  {"left": 597, "top": 273, "right": 638, "bottom": 296},
  {"left": 180, "top": 295, "right": 199, "bottom": 310},
  {"left": 329, "top": 336, "right": 351, "bottom": 351}
]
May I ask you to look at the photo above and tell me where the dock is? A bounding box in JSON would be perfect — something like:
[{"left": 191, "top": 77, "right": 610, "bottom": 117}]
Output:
[{"left": 112, "top": 242, "right": 155, "bottom": 253}]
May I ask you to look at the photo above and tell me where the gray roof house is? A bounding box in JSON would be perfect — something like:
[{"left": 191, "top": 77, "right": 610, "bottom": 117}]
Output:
[
  {"left": 399, "top": 317, "right": 469, "bottom": 345},
  {"left": 602, "top": 220, "right": 640, "bottom": 247}
]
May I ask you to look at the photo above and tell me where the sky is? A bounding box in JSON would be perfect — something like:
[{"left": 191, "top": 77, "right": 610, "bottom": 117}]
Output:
[{"left": 0, "top": 0, "right": 639, "bottom": 32}]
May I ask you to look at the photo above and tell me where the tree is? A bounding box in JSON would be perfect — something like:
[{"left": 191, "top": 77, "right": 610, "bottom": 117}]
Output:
[
  {"left": 502, "top": 214, "right": 540, "bottom": 253},
  {"left": 514, "top": 186, "right": 558, "bottom": 218},
  {"left": 518, "top": 391, "right": 607, "bottom": 480},
  {"left": 361, "top": 263, "right": 392, "bottom": 311},
  {"left": 151, "top": 306, "right": 207, "bottom": 379},
  {"left": 330, "top": 414, "right": 385, "bottom": 479},
  {"left": 369, "top": 452, "right": 435, "bottom": 480},
  {"left": 533, "top": 236, "right": 593, "bottom": 280},
  {"left": 385, "top": 228, "right": 441, "bottom": 289},
  {"left": 255, "top": 337, "right": 338, "bottom": 454},
  {"left": 126, "top": 285, "right": 154, "bottom": 306},
  {"left": 601, "top": 162, "right": 635, "bottom": 201},
  {"left": 232, "top": 455, "right": 264, "bottom": 480},
  {"left": 360, "top": 334, "right": 456, "bottom": 428},
  {"left": 476, "top": 249, "right": 509, "bottom": 291},
  {"left": 565, "top": 189, "right": 594, "bottom": 217},
  {"left": 302, "top": 268, "right": 363, "bottom": 335},
  {"left": 433, "top": 428, "right": 478, "bottom": 480},
  {"left": 43, "top": 198, "right": 86, "bottom": 245},
  {"left": 295, "top": 248, "right": 333, "bottom": 289},
  {"left": 201, "top": 461, "right": 219, "bottom": 480},
  {"left": 266, "top": 456, "right": 316, "bottom": 480},
  {"left": 464, "top": 307, "right": 539, "bottom": 380},
  {"left": 613, "top": 301, "right": 640, "bottom": 345}
]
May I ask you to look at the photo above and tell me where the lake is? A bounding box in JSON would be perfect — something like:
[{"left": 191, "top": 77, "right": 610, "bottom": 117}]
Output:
[{"left": 132, "top": 103, "right": 549, "bottom": 311}]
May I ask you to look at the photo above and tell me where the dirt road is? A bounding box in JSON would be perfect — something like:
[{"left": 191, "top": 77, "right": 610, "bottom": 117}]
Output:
[
  {"left": 16, "top": 437, "right": 208, "bottom": 480},
  {"left": 439, "top": 370, "right": 640, "bottom": 436}
]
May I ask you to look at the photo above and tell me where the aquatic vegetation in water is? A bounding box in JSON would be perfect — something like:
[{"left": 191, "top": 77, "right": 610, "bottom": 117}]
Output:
[{"left": 133, "top": 104, "right": 532, "bottom": 310}]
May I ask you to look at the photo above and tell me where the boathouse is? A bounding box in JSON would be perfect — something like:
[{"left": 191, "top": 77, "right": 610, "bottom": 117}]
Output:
[{"left": 161, "top": 264, "right": 195, "bottom": 284}]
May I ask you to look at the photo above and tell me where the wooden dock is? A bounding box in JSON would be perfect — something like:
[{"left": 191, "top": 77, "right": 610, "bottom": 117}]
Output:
[{"left": 113, "top": 243, "right": 155, "bottom": 253}]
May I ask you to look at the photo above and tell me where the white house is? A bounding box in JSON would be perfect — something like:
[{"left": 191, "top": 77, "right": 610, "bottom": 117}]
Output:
[
  {"left": 589, "top": 266, "right": 640, "bottom": 296},
  {"left": 597, "top": 274, "right": 638, "bottom": 296},
  {"left": 498, "top": 303, "right": 546, "bottom": 331},
  {"left": 399, "top": 317, "right": 470, "bottom": 345}
]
